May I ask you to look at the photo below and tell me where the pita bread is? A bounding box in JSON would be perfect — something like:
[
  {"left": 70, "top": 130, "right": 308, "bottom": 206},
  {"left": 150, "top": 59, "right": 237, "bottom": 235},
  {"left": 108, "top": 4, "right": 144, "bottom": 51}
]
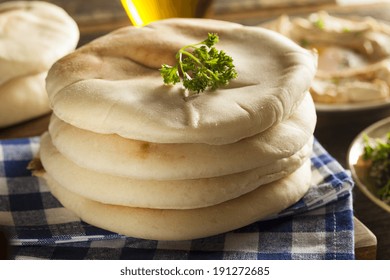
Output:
[
  {"left": 49, "top": 93, "right": 316, "bottom": 180},
  {"left": 46, "top": 18, "right": 317, "bottom": 145},
  {"left": 41, "top": 160, "right": 311, "bottom": 241},
  {"left": 262, "top": 12, "right": 390, "bottom": 105},
  {"left": 285, "top": 11, "right": 390, "bottom": 60},
  {"left": 0, "top": 72, "right": 49, "bottom": 128},
  {"left": 38, "top": 132, "right": 312, "bottom": 209},
  {"left": 0, "top": 1, "right": 79, "bottom": 85}
]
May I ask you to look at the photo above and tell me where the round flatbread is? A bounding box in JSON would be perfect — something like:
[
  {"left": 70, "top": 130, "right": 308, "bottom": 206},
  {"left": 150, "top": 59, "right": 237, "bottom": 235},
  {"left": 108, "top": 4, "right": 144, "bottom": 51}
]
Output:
[
  {"left": 46, "top": 18, "right": 317, "bottom": 145},
  {"left": 0, "top": 1, "right": 79, "bottom": 84},
  {"left": 0, "top": 72, "right": 49, "bottom": 128},
  {"left": 49, "top": 93, "right": 316, "bottom": 180},
  {"left": 41, "top": 160, "right": 312, "bottom": 241},
  {"left": 39, "top": 132, "right": 313, "bottom": 209}
]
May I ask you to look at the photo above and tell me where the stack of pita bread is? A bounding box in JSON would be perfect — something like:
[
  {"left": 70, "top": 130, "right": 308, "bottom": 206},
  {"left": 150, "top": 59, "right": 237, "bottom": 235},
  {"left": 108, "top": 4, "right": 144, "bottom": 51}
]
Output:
[
  {"left": 32, "top": 18, "right": 318, "bottom": 241},
  {"left": 0, "top": 1, "right": 79, "bottom": 128}
]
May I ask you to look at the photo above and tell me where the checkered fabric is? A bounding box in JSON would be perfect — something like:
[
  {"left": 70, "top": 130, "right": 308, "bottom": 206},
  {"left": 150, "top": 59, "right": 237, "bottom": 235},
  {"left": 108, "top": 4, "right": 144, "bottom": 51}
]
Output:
[{"left": 0, "top": 137, "right": 354, "bottom": 260}]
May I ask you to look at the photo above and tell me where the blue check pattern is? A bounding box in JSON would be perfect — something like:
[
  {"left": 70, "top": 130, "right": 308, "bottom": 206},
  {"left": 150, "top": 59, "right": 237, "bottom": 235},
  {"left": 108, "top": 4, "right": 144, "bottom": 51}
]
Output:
[{"left": 0, "top": 137, "right": 354, "bottom": 260}]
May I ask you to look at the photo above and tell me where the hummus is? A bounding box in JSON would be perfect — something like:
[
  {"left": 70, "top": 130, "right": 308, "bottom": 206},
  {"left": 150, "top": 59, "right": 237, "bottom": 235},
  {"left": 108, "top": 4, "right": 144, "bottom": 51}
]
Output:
[{"left": 263, "top": 11, "right": 390, "bottom": 104}]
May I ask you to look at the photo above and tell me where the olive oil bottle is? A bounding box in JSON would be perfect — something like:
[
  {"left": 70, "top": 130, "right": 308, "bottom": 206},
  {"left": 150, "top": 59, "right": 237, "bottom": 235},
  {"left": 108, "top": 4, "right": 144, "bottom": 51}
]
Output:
[{"left": 121, "top": 0, "right": 211, "bottom": 26}]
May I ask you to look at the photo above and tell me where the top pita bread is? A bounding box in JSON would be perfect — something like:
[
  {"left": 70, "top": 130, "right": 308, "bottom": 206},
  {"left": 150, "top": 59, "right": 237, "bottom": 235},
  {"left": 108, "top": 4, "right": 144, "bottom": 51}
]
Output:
[
  {"left": 0, "top": 1, "right": 79, "bottom": 85},
  {"left": 46, "top": 18, "right": 317, "bottom": 144}
]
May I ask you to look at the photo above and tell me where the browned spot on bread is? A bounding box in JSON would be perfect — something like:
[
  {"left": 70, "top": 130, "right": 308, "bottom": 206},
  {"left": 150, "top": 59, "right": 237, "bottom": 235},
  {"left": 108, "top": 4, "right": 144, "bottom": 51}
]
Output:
[
  {"left": 27, "top": 157, "right": 46, "bottom": 177},
  {"left": 137, "top": 141, "right": 153, "bottom": 159}
]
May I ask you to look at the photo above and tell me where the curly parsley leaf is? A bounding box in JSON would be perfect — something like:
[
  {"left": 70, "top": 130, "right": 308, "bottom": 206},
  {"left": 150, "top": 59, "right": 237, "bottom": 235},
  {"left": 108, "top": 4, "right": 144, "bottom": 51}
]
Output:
[
  {"left": 160, "top": 33, "right": 237, "bottom": 93},
  {"left": 362, "top": 133, "right": 390, "bottom": 202}
]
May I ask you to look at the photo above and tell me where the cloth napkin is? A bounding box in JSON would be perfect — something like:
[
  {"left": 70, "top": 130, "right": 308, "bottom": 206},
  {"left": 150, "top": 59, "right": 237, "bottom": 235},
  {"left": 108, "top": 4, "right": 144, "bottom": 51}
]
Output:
[{"left": 0, "top": 137, "right": 354, "bottom": 260}]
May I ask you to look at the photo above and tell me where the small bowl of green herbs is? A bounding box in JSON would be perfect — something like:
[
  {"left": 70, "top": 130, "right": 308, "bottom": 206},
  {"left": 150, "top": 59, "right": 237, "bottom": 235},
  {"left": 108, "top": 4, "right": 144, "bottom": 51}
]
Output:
[{"left": 348, "top": 116, "right": 390, "bottom": 212}]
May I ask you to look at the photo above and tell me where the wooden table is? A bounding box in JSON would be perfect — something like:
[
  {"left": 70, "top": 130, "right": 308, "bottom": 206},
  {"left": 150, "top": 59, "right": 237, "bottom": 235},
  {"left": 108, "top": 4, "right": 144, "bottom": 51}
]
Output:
[{"left": 1, "top": 0, "right": 387, "bottom": 260}]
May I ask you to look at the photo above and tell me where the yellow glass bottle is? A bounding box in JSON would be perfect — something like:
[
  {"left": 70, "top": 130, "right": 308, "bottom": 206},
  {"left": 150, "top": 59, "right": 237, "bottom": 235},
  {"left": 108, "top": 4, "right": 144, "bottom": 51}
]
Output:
[{"left": 121, "top": 0, "right": 211, "bottom": 26}]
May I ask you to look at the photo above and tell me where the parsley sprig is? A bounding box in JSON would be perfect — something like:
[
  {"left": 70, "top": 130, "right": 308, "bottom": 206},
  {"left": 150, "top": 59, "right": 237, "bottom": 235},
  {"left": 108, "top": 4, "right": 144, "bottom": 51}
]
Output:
[
  {"left": 160, "top": 33, "right": 237, "bottom": 93},
  {"left": 363, "top": 133, "right": 390, "bottom": 203}
]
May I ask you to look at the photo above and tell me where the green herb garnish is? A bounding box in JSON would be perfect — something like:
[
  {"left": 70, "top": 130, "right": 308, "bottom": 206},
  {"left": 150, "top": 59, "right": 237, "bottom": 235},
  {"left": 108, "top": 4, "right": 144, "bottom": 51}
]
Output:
[
  {"left": 331, "top": 77, "right": 340, "bottom": 85},
  {"left": 300, "top": 38, "right": 310, "bottom": 48},
  {"left": 362, "top": 133, "right": 390, "bottom": 202},
  {"left": 342, "top": 27, "right": 351, "bottom": 33},
  {"left": 313, "top": 18, "right": 325, "bottom": 29},
  {"left": 160, "top": 33, "right": 237, "bottom": 93}
]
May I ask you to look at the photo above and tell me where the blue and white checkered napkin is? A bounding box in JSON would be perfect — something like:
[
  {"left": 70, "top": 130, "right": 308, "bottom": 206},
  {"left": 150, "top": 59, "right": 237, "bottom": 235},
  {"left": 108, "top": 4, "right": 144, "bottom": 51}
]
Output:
[{"left": 0, "top": 137, "right": 354, "bottom": 260}]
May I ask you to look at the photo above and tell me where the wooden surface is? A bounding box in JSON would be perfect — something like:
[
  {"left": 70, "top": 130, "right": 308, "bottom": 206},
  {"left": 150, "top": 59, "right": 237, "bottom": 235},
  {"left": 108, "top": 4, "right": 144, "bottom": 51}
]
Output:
[
  {"left": 1, "top": 0, "right": 389, "bottom": 260},
  {"left": 354, "top": 217, "right": 378, "bottom": 260}
]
